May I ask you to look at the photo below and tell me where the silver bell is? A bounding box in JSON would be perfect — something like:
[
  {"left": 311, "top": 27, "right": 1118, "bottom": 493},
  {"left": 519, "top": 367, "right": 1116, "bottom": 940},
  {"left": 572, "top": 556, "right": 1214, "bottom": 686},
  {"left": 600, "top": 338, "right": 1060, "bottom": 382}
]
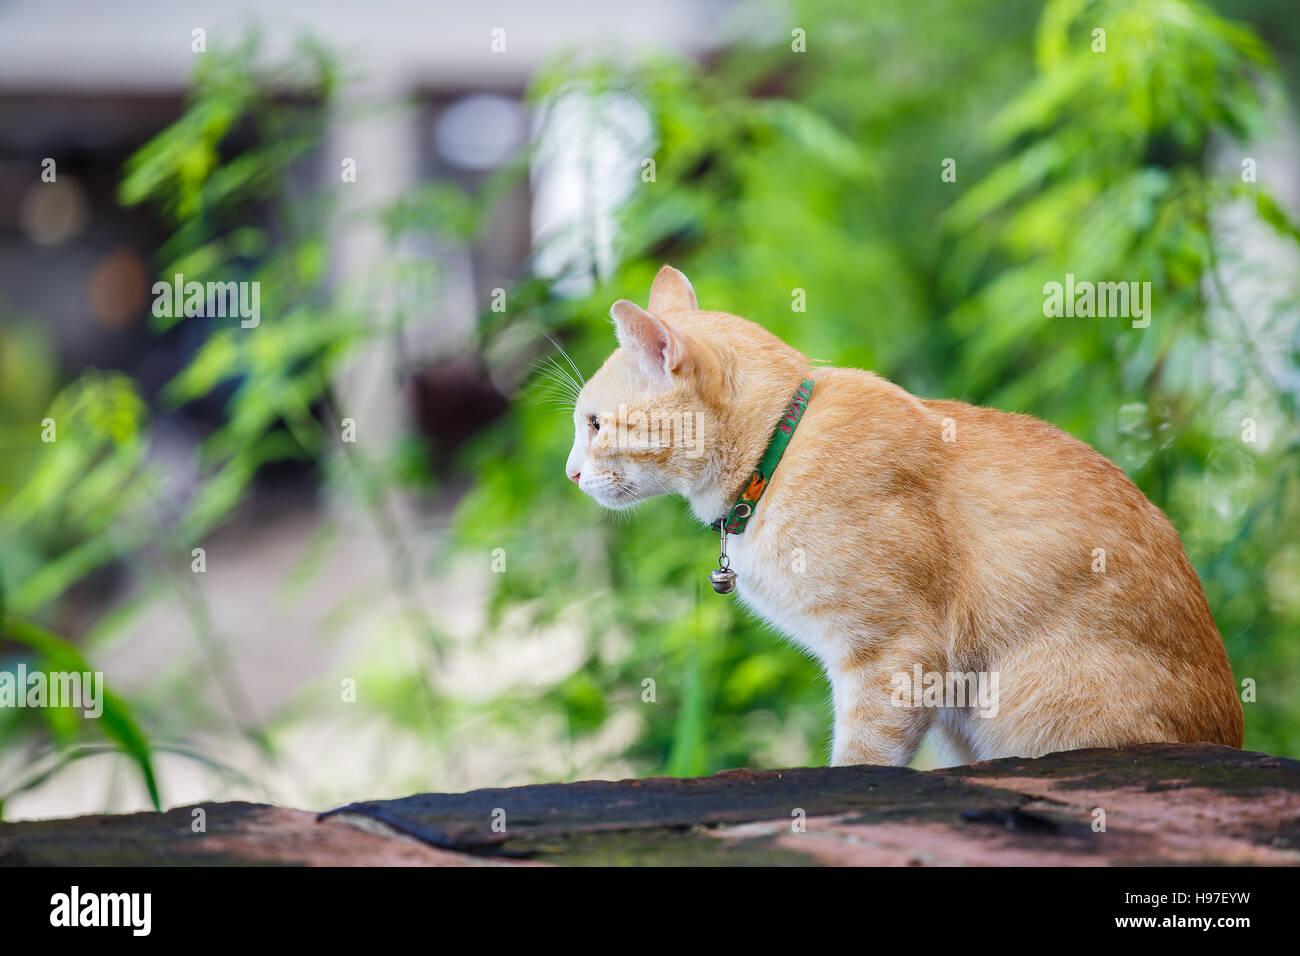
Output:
[{"left": 709, "top": 567, "right": 737, "bottom": 594}]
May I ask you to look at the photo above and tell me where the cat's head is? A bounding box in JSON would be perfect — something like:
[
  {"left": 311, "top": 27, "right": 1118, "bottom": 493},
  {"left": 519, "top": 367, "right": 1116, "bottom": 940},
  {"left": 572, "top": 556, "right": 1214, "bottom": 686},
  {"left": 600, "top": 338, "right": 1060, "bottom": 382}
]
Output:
[{"left": 564, "top": 266, "right": 805, "bottom": 513}]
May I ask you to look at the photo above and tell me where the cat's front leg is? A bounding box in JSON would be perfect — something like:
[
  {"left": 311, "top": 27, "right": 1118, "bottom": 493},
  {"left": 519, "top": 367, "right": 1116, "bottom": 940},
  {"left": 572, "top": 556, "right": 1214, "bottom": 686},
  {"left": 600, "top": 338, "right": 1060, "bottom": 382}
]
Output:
[{"left": 828, "top": 657, "right": 935, "bottom": 767}]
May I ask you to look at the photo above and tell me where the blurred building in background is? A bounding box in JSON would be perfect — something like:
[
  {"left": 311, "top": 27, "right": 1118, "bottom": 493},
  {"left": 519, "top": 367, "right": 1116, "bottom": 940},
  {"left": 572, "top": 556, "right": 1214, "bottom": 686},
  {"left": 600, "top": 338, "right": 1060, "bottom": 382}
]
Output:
[{"left": 0, "top": 0, "right": 726, "bottom": 443}]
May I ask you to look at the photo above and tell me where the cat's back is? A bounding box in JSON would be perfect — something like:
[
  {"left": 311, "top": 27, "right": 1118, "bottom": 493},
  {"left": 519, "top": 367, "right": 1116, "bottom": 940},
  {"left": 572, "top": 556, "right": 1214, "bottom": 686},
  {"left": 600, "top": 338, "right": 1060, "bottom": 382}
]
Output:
[
  {"left": 804, "top": 369, "right": 1167, "bottom": 534},
  {"left": 917, "top": 395, "right": 1167, "bottom": 539},
  {"left": 805, "top": 369, "right": 1221, "bottom": 644}
]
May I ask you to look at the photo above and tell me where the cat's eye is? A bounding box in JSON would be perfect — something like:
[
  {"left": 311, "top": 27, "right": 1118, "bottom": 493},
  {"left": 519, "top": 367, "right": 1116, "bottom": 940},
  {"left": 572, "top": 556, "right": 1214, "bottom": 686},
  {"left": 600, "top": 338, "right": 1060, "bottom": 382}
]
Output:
[{"left": 588, "top": 414, "right": 600, "bottom": 433}]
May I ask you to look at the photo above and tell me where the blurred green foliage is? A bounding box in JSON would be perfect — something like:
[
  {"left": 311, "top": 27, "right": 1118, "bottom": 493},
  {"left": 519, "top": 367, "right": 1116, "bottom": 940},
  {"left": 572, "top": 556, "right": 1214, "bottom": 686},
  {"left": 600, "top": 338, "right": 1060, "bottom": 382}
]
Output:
[{"left": 2, "top": 0, "right": 1298, "bottom": 811}]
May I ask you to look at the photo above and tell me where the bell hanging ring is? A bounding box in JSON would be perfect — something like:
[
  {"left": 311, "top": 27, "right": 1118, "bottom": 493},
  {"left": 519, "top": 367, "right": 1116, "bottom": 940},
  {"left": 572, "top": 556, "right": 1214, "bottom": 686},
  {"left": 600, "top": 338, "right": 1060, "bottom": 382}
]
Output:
[
  {"left": 710, "top": 523, "right": 737, "bottom": 594},
  {"left": 710, "top": 566, "right": 737, "bottom": 594}
]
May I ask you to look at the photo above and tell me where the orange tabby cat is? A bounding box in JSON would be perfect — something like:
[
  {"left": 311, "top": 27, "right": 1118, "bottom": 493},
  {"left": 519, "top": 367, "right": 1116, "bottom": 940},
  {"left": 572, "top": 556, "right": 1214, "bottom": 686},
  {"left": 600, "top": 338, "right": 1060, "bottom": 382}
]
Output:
[{"left": 565, "top": 266, "right": 1243, "bottom": 766}]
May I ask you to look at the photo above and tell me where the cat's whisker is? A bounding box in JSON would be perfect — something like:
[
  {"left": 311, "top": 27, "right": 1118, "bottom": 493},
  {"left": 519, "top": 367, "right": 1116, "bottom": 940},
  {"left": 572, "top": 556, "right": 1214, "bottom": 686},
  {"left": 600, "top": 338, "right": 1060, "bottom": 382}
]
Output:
[
  {"left": 525, "top": 385, "right": 578, "bottom": 407},
  {"left": 531, "top": 391, "right": 578, "bottom": 414},
  {"left": 529, "top": 355, "right": 583, "bottom": 397},
  {"left": 528, "top": 396, "right": 579, "bottom": 414},
  {"left": 542, "top": 330, "right": 586, "bottom": 388},
  {"left": 530, "top": 378, "right": 578, "bottom": 403},
  {"left": 526, "top": 358, "right": 583, "bottom": 413},
  {"left": 526, "top": 355, "right": 564, "bottom": 382}
]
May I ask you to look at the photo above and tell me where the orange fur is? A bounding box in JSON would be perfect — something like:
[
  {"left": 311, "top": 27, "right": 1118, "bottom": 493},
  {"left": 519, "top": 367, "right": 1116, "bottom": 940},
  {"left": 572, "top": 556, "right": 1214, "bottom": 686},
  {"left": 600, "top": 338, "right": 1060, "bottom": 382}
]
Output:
[{"left": 565, "top": 266, "right": 1243, "bottom": 766}]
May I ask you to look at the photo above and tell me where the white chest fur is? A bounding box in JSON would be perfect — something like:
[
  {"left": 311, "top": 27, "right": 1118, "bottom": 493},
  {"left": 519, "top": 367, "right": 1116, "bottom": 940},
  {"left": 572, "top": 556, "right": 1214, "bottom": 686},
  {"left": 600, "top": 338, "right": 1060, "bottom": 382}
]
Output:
[{"left": 724, "top": 523, "right": 841, "bottom": 663}]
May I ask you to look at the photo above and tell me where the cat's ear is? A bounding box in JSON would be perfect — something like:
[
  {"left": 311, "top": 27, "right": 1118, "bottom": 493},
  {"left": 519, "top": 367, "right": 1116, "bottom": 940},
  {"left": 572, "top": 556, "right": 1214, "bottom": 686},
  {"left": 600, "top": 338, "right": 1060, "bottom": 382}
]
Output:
[
  {"left": 610, "top": 299, "right": 691, "bottom": 377},
  {"left": 647, "top": 265, "right": 698, "bottom": 315}
]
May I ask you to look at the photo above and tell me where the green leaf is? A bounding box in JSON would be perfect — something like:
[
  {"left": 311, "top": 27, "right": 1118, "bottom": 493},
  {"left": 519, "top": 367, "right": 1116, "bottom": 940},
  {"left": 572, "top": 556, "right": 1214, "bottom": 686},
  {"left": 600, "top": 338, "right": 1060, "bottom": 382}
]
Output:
[{"left": 3, "top": 618, "right": 161, "bottom": 811}]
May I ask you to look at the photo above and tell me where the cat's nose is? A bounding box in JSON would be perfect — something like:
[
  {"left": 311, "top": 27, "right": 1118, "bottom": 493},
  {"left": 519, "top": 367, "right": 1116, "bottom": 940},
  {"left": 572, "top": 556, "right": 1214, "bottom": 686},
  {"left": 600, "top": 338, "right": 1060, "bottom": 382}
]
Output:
[{"left": 568, "top": 470, "right": 581, "bottom": 484}]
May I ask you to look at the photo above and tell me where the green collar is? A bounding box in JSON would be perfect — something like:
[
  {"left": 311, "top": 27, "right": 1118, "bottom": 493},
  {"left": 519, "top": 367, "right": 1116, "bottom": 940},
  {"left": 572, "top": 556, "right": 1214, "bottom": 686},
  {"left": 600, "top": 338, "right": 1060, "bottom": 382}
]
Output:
[{"left": 711, "top": 376, "right": 814, "bottom": 534}]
